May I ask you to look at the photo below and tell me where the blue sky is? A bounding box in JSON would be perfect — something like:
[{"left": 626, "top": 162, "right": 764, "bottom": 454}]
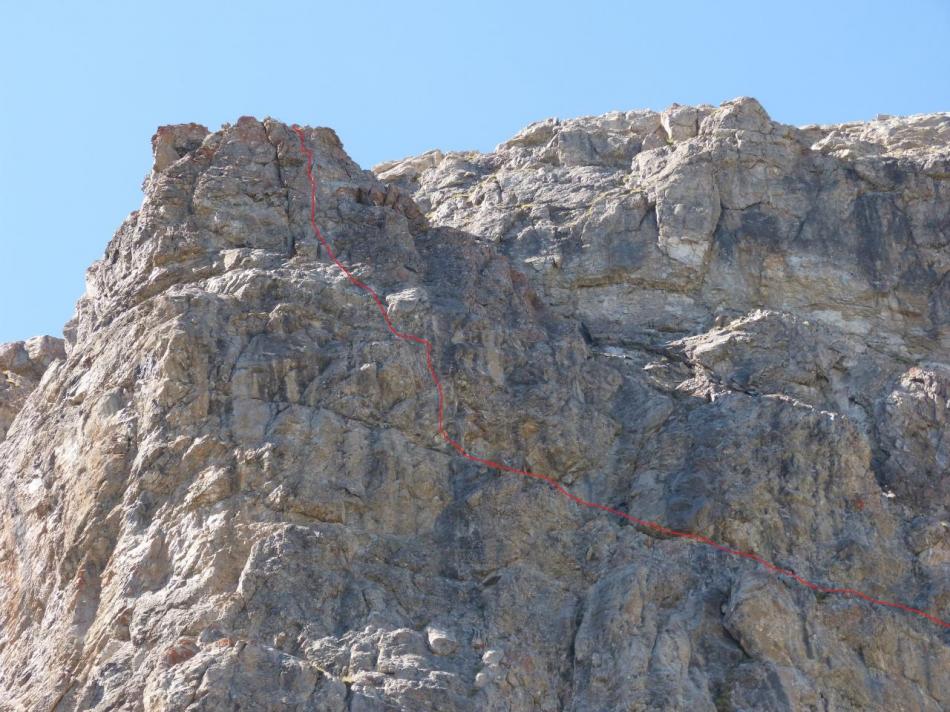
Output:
[{"left": 1, "top": 0, "right": 948, "bottom": 343}]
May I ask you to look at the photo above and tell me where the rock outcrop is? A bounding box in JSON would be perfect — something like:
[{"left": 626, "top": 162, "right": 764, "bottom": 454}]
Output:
[
  {"left": 0, "top": 336, "right": 65, "bottom": 440},
  {"left": 0, "top": 100, "right": 948, "bottom": 711}
]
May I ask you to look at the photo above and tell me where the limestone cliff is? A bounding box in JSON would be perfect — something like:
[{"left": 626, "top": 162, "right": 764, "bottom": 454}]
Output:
[{"left": 0, "top": 99, "right": 948, "bottom": 711}]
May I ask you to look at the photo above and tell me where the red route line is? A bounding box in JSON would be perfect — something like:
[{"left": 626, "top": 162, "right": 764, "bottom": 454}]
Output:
[{"left": 290, "top": 126, "right": 950, "bottom": 631}]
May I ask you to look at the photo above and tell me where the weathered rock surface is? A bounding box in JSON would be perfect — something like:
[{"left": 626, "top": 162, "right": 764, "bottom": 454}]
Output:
[
  {"left": 0, "top": 101, "right": 948, "bottom": 711},
  {"left": 0, "top": 335, "right": 65, "bottom": 440}
]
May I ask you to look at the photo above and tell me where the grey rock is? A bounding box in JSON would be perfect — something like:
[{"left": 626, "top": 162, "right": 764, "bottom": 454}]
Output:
[
  {"left": 426, "top": 626, "right": 458, "bottom": 656},
  {"left": 481, "top": 649, "right": 503, "bottom": 665},
  {"left": 1, "top": 100, "right": 949, "bottom": 711},
  {"left": 877, "top": 363, "right": 950, "bottom": 516}
]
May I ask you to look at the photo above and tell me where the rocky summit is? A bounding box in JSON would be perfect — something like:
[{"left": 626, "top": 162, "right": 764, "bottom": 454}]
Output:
[{"left": 1, "top": 98, "right": 948, "bottom": 711}]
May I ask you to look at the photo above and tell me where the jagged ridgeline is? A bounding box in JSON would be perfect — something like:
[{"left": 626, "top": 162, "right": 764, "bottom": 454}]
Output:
[{"left": 1, "top": 99, "right": 948, "bottom": 711}]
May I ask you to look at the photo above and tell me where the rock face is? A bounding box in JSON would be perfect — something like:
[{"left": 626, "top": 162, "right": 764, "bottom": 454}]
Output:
[
  {"left": 0, "top": 336, "right": 65, "bottom": 440},
  {"left": 0, "top": 101, "right": 948, "bottom": 711}
]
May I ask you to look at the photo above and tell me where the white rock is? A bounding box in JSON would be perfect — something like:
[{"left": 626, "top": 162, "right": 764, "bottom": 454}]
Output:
[{"left": 425, "top": 626, "right": 458, "bottom": 655}]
